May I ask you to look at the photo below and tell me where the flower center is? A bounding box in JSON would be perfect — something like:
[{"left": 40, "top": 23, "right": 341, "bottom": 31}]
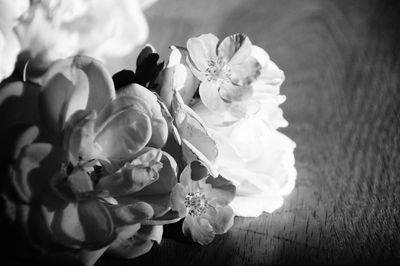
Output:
[
  {"left": 184, "top": 191, "right": 209, "bottom": 217},
  {"left": 205, "top": 58, "right": 231, "bottom": 82}
]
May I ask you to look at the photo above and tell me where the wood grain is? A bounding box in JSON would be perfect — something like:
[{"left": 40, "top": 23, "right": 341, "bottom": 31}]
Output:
[{"left": 101, "top": 0, "right": 400, "bottom": 265}]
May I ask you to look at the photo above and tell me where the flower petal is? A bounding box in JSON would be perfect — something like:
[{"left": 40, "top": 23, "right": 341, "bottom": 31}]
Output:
[
  {"left": 40, "top": 55, "right": 115, "bottom": 133},
  {"left": 171, "top": 90, "right": 218, "bottom": 175},
  {"left": 108, "top": 225, "right": 162, "bottom": 259},
  {"left": 143, "top": 210, "right": 182, "bottom": 225},
  {"left": 205, "top": 205, "right": 234, "bottom": 234},
  {"left": 219, "top": 82, "right": 253, "bottom": 103},
  {"left": 63, "top": 110, "right": 100, "bottom": 164},
  {"left": 170, "top": 183, "right": 187, "bottom": 216},
  {"left": 230, "top": 193, "right": 284, "bottom": 217},
  {"left": 179, "top": 163, "right": 199, "bottom": 193},
  {"left": 187, "top": 33, "right": 219, "bottom": 72},
  {"left": 94, "top": 100, "right": 152, "bottom": 161},
  {"left": 117, "top": 84, "right": 168, "bottom": 148},
  {"left": 134, "top": 152, "right": 178, "bottom": 196},
  {"left": 118, "top": 193, "right": 172, "bottom": 218},
  {"left": 190, "top": 161, "right": 209, "bottom": 181},
  {"left": 108, "top": 201, "right": 154, "bottom": 226},
  {"left": 78, "top": 247, "right": 109, "bottom": 266},
  {"left": 133, "top": 193, "right": 172, "bottom": 218},
  {"left": 95, "top": 162, "right": 159, "bottom": 197},
  {"left": 205, "top": 176, "right": 236, "bottom": 206},
  {"left": 228, "top": 57, "right": 261, "bottom": 87},
  {"left": 78, "top": 200, "right": 116, "bottom": 249},
  {"left": 217, "top": 33, "right": 252, "bottom": 65},
  {"left": 199, "top": 81, "right": 230, "bottom": 113},
  {"left": 11, "top": 141, "right": 53, "bottom": 202},
  {"left": 51, "top": 200, "right": 115, "bottom": 249},
  {"left": 66, "top": 168, "right": 94, "bottom": 195},
  {"left": 182, "top": 216, "right": 215, "bottom": 245}
]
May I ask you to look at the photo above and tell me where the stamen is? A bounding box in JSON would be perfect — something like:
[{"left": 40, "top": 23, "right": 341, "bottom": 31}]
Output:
[
  {"left": 184, "top": 191, "right": 209, "bottom": 217},
  {"left": 204, "top": 58, "right": 232, "bottom": 82}
]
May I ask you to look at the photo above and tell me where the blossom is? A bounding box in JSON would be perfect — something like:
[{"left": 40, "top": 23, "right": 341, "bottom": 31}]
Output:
[
  {"left": 157, "top": 65, "right": 236, "bottom": 243},
  {"left": 186, "top": 33, "right": 261, "bottom": 119},
  {"left": 170, "top": 161, "right": 235, "bottom": 245},
  {"left": 187, "top": 33, "right": 288, "bottom": 126},
  {"left": 186, "top": 33, "right": 296, "bottom": 216},
  {"left": 0, "top": 0, "right": 29, "bottom": 81},
  {"left": 0, "top": 55, "right": 179, "bottom": 265},
  {"left": 193, "top": 105, "right": 296, "bottom": 217},
  {"left": 14, "top": 0, "right": 154, "bottom": 78}
]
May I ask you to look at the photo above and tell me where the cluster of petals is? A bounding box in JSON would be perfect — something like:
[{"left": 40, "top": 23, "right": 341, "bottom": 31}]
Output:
[
  {"left": 0, "top": 56, "right": 180, "bottom": 265},
  {"left": 0, "top": 0, "right": 154, "bottom": 82},
  {"left": 181, "top": 33, "right": 297, "bottom": 216}
]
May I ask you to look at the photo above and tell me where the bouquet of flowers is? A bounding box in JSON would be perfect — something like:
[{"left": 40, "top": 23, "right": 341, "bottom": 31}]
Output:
[{"left": 0, "top": 1, "right": 296, "bottom": 265}]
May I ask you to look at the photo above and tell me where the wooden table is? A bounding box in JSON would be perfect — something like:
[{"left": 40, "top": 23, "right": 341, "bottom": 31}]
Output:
[{"left": 101, "top": 0, "right": 400, "bottom": 265}]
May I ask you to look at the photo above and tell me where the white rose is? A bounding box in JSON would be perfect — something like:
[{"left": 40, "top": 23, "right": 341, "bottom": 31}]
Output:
[
  {"left": 193, "top": 102, "right": 296, "bottom": 217},
  {"left": 15, "top": 0, "right": 154, "bottom": 72},
  {"left": 0, "top": 0, "right": 29, "bottom": 81}
]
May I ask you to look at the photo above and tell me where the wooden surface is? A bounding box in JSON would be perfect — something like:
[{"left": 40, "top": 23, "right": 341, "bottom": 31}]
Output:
[{"left": 102, "top": 0, "right": 400, "bottom": 265}]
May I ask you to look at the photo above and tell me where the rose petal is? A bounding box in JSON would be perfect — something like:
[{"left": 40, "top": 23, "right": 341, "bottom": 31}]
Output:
[
  {"left": 244, "top": 95, "right": 288, "bottom": 129},
  {"left": 187, "top": 33, "right": 219, "bottom": 72},
  {"left": 205, "top": 175, "right": 236, "bottom": 206},
  {"left": 182, "top": 215, "right": 215, "bottom": 245},
  {"left": 199, "top": 81, "right": 230, "bottom": 114},
  {"left": 170, "top": 183, "right": 187, "bottom": 216},
  {"left": 179, "top": 164, "right": 199, "bottom": 193},
  {"left": 230, "top": 193, "right": 284, "bottom": 217},
  {"left": 217, "top": 33, "right": 252, "bottom": 65},
  {"left": 171, "top": 91, "right": 218, "bottom": 175},
  {"left": 80, "top": 200, "right": 116, "bottom": 248},
  {"left": 12, "top": 142, "right": 53, "bottom": 202},
  {"left": 17, "top": 203, "right": 53, "bottom": 252},
  {"left": 40, "top": 56, "right": 115, "bottom": 133},
  {"left": 10, "top": 125, "right": 39, "bottom": 160},
  {"left": 117, "top": 84, "right": 168, "bottom": 148},
  {"left": 51, "top": 202, "right": 84, "bottom": 248},
  {"left": 118, "top": 193, "right": 171, "bottom": 218},
  {"left": 108, "top": 236, "right": 153, "bottom": 259},
  {"left": 143, "top": 210, "right": 182, "bottom": 225},
  {"left": 63, "top": 110, "right": 101, "bottom": 164},
  {"left": 251, "top": 45, "right": 270, "bottom": 66},
  {"left": 0, "top": 7, "right": 22, "bottom": 80},
  {"left": 190, "top": 161, "right": 209, "bottom": 181},
  {"left": 133, "top": 193, "right": 172, "bottom": 218},
  {"left": 95, "top": 103, "right": 152, "bottom": 161},
  {"left": 219, "top": 82, "right": 253, "bottom": 103},
  {"left": 108, "top": 225, "right": 162, "bottom": 259},
  {"left": 136, "top": 45, "right": 156, "bottom": 67},
  {"left": 108, "top": 202, "right": 154, "bottom": 226},
  {"left": 66, "top": 168, "right": 94, "bottom": 195},
  {"left": 78, "top": 247, "right": 109, "bottom": 266},
  {"left": 134, "top": 152, "right": 178, "bottom": 196},
  {"left": 205, "top": 205, "right": 234, "bottom": 234},
  {"left": 95, "top": 163, "right": 158, "bottom": 197}
]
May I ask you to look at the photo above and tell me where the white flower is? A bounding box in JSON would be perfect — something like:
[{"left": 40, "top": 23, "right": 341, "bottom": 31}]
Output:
[
  {"left": 0, "top": 0, "right": 29, "bottom": 81},
  {"left": 15, "top": 0, "right": 153, "bottom": 71},
  {"left": 188, "top": 33, "right": 296, "bottom": 217},
  {"left": 193, "top": 102, "right": 296, "bottom": 217}
]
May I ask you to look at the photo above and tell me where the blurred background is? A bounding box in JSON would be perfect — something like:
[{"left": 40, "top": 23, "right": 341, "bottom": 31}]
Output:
[{"left": 103, "top": 0, "right": 400, "bottom": 265}]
